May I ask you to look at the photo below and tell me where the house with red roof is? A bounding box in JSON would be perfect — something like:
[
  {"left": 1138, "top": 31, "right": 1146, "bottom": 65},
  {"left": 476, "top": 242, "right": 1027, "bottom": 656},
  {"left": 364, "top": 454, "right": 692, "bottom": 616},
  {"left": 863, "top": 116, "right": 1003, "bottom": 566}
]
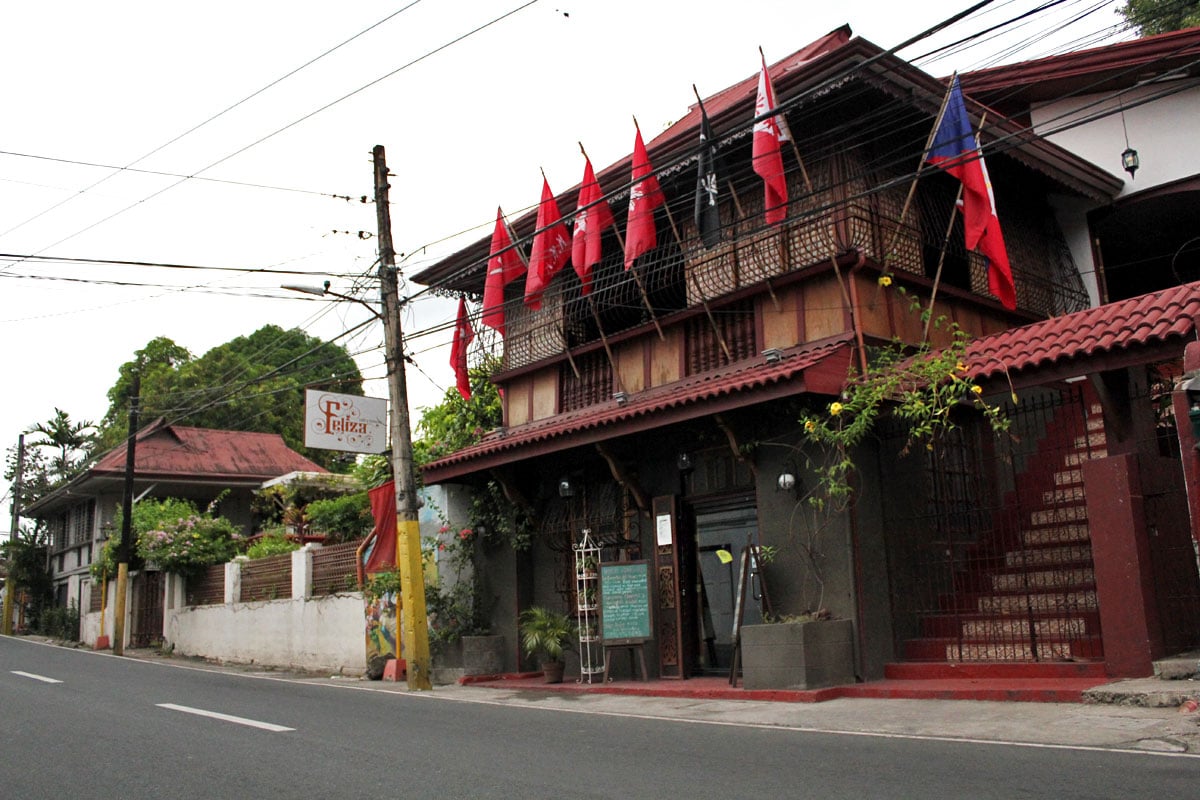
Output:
[
  {"left": 412, "top": 26, "right": 1200, "bottom": 687},
  {"left": 24, "top": 418, "right": 326, "bottom": 644}
]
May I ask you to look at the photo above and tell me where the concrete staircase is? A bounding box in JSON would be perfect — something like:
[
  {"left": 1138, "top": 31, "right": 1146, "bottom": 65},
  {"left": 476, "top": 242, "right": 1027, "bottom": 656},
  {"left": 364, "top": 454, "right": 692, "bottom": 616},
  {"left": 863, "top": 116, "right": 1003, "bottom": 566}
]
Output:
[{"left": 901, "top": 402, "right": 1108, "bottom": 665}]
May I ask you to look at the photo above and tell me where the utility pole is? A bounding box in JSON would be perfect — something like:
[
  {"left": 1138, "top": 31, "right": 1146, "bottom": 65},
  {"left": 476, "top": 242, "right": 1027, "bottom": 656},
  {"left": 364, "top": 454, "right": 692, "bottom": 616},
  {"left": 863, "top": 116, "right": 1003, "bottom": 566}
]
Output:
[
  {"left": 112, "top": 371, "right": 140, "bottom": 656},
  {"left": 2, "top": 434, "right": 24, "bottom": 635},
  {"left": 373, "top": 144, "right": 432, "bottom": 690}
]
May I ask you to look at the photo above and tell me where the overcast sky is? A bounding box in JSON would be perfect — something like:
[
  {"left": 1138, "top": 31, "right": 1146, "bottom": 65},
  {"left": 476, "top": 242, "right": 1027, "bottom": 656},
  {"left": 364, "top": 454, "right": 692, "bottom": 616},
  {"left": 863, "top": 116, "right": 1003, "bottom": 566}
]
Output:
[{"left": 0, "top": 0, "right": 1129, "bottom": 535}]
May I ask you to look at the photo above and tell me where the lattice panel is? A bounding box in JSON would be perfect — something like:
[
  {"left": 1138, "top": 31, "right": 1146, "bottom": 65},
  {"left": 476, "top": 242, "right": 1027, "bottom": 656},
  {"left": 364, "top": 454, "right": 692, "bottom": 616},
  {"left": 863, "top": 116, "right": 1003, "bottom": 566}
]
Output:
[
  {"left": 312, "top": 539, "right": 364, "bottom": 596},
  {"left": 186, "top": 564, "right": 225, "bottom": 607}
]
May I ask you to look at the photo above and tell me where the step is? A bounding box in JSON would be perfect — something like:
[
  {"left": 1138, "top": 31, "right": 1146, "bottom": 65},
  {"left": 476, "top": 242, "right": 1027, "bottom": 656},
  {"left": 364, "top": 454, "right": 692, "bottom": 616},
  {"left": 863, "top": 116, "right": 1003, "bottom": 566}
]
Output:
[
  {"left": 1072, "top": 432, "right": 1107, "bottom": 450},
  {"left": 1042, "top": 486, "right": 1086, "bottom": 504},
  {"left": 1022, "top": 523, "right": 1090, "bottom": 547},
  {"left": 1064, "top": 449, "right": 1108, "bottom": 467},
  {"left": 991, "top": 568, "right": 1094, "bottom": 592},
  {"left": 1005, "top": 543, "right": 1092, "bottom": 568},
  {"left": 978, "top": 589, "right": 1097, "bottom": 614},
  {"left": 949, "top": 641, "right": 1075, "bottom": 661},
  {"left": 1029, "top": 506, "right": 1088, "bottom": 527},
  {"left": 886, "top": 661, "right": 1106, "bottom": 680},
  {"left": 1086, "top": 416, "right": 1104, "bottom": 432},
  {"left": 961, "top": 616, "right": 1088, "bottom": 638},
  {"left": 917, "top": 609, "right": 1101, "bottom": 639},
  {"left": 1054, "top": 468, "right": 1083, "bottom": 487}
]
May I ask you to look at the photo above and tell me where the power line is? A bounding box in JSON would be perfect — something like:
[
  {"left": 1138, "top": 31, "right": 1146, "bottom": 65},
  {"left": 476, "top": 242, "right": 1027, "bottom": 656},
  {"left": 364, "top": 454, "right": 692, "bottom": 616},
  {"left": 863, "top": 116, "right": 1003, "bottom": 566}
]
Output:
[
  {"left": 0, "top": 2, "right": 426, "bottom": 243},
  {"left": 0, "top": 0, "right": 541, "bottom": 277},
  {"left": 0, "top": 149, "right": 355, "bottom": 202}
]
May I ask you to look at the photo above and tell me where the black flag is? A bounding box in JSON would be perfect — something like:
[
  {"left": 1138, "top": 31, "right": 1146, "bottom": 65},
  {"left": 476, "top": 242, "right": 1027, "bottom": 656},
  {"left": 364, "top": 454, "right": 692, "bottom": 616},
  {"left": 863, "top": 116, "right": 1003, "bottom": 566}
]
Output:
[{"left": 694, "top": 98, "right": 721, "bottom": 248}]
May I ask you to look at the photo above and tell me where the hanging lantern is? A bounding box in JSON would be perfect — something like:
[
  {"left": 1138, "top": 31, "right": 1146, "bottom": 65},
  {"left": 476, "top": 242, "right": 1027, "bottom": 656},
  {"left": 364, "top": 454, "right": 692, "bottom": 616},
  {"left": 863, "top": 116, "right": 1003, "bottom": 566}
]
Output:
[{"left": 1121, "top": 146, "right": 1140, "bottom": 179}]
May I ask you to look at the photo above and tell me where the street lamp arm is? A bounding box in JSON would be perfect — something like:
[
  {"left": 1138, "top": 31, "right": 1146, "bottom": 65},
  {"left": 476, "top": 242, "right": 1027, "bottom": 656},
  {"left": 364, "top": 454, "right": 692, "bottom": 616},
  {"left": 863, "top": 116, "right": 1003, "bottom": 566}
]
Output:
[{"left": 282, "top": 282, "right": 382, "bottom": 320}]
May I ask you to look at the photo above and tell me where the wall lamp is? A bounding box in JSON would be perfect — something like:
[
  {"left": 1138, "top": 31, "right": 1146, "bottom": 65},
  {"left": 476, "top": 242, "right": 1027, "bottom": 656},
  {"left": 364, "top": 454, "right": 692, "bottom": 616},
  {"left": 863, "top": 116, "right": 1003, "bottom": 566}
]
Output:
[
  {"left": 777, "top": 471, "right": 797, "bottom": 493},
  {"left": 558, "top": 477, "right": 576, "bottom": 498}
]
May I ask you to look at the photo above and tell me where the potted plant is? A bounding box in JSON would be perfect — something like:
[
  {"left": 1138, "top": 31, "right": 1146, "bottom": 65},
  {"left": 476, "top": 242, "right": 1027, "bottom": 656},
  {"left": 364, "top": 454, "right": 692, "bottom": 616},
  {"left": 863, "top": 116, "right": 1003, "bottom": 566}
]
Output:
[{"left": 518, "top": 606, "right": 575, "bottom": 684}]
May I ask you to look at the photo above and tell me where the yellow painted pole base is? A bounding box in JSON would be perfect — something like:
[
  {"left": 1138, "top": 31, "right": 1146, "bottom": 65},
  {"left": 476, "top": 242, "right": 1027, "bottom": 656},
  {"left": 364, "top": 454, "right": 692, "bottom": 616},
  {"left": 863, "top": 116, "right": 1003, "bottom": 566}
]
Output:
[
  {"left": 112, "top": 563, "right": 129, "bottom": 656},
  {"left": 397, "top": 517, "right": 431, "bottom": 690}
]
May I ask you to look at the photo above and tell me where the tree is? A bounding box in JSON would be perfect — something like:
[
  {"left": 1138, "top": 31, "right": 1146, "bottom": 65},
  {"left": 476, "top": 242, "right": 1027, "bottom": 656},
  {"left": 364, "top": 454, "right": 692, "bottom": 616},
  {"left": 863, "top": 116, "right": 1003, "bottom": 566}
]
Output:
[
  {"left": 413, "top": 354, "right": 503, "bottom": 468},
  {"left": 1119, "top": 0, "right": 1200, "bottom": 35},
  {"left": 95, "top": 326, "right": 364, "bottom": 470},
  {"left": 26, "top": 409, "right": 96, "bottom": 483},
  {"left": 1, "top": 527, "right": 52, "bottom": 628}
]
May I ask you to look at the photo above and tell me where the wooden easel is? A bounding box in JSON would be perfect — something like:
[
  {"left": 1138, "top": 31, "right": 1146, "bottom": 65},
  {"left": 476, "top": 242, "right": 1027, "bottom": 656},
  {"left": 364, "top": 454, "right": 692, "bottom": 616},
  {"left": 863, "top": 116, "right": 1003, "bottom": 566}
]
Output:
[{"left": 728, "top": 537, "right": 774, "bottom": 685}]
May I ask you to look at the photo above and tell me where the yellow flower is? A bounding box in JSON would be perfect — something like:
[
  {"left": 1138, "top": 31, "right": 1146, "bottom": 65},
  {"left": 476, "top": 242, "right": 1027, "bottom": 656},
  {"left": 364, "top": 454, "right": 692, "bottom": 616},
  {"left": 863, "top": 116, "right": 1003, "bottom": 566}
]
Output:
[
  {"left": 926, "top": 443, "right": 934, "bottom": 451},
  {"left": 829, "top": 402, "right": 844, "bottom": 416},
  {"left": 878, "top": 274, "right": 893, "bottom": 287},
  {"left": 971, "top": 385, "right": 983, "bottom": 395},
  {"left": 956, "top": 361, "right": 968, "bottom": 373},
  {"left": 804, "top": 419, "right": 816, "bottom": 433}
]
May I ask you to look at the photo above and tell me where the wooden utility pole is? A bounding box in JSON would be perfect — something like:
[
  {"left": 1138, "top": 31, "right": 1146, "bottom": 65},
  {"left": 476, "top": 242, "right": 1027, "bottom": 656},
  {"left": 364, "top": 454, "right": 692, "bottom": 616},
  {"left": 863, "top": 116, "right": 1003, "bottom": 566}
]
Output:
[
  {"left": 112, "top": 371, "right": 140, "bottom": 656},
  {"left": 2, "top": 434, "right": 24, "bottom": 635},
  {"left": 373, "top": 144, "right": 432, "bottom": 690}
]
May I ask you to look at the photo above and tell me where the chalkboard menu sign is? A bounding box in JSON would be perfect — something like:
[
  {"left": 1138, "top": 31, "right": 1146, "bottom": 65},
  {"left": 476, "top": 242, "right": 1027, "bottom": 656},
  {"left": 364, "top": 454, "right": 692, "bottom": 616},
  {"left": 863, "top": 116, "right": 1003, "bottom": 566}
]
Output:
[{"left": 599, "top": 561, "right": 653, "bottom": 644}]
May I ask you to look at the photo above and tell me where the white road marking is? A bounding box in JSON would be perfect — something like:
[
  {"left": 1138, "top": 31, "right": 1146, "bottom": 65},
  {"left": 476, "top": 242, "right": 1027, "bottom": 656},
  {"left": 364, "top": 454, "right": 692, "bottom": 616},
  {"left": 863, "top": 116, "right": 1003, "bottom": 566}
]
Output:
[
  {"left": 156, "top": 703, "right": 294, "bottom": 732},
  {"left": 11, "top": 670, "right": 62, "bottom": 684}
]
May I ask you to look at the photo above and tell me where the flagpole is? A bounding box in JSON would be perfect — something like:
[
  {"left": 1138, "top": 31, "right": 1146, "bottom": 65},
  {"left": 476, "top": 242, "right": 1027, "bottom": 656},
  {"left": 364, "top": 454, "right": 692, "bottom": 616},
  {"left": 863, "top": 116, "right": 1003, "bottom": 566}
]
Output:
[
  {"left": 686, "top": 84, "right": 733, "bottom": 361},
  {"left": 883, "top": 73, "right": 960, "bottom": 270},
  {"left": 922, "top": 111, "right": 988, "bottom": 342},
  {"left": 761, "top": 46, "right": 813, "bottom": 195},
  {"left": 626, "top": 117, "right": 666, "bottom": 341},
  {"left": 576, "top": 141, "right": 628, "bottom": 393}
]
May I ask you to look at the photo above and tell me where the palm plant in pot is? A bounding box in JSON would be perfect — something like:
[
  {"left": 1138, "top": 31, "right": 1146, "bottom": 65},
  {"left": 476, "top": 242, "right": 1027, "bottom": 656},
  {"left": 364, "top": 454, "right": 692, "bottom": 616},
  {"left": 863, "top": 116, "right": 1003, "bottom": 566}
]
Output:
[{"left": 518, "top": 606, "right": 575, "bottom": 684}]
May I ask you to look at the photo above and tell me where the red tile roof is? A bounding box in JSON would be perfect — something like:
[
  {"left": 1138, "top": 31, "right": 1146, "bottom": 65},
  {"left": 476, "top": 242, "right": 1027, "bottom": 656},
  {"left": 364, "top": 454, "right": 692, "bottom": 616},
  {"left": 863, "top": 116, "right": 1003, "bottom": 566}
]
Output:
[
  {"left": 423, "top": 335, "right": 855, "bottom": 483},
  {"left": 966, "top": 281, "right": 1200, "bottom": 383},
  {"left": 90, "top": 418, "right": 326, "bottom": 480},
  {"left": 959, "top": 26, "right": 1200, "bottom": 107}
]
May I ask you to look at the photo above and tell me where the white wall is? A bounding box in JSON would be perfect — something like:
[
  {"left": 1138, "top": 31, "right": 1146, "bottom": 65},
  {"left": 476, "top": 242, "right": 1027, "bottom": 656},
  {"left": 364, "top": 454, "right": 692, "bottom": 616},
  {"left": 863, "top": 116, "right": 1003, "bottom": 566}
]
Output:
[
  {"left": 164, "top": 591, "right": 367, "bottom": 675},
  {"left": 1033, "top": 83, "right": 1200, "bottom": 198}
]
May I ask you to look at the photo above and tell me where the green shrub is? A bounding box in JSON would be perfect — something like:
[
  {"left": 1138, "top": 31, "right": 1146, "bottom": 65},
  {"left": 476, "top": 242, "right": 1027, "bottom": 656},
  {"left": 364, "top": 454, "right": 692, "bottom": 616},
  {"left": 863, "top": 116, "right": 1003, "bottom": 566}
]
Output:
[
  {"left": 245, "top": 531, "right": 300, "bottom": 560},
  {"left": 305, "top": 493, "right": 372, "bottom": 544},
  {"left": 36, "top": 601, "right": 80, "bottom": 642}
]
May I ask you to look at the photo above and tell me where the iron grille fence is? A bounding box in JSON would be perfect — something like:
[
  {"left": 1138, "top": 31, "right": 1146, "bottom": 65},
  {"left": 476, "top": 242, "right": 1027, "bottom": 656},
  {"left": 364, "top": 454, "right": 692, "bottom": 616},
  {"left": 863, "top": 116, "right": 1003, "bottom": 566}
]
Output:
[
  {"left": 881, "top": 384, "right": 1104, "bottom": 662},
  {"left": 312, "top": 539, "right": 364, "bottom": 596},
  {"left": 240, "top": 553, "right": 292, "bottom": 603}
]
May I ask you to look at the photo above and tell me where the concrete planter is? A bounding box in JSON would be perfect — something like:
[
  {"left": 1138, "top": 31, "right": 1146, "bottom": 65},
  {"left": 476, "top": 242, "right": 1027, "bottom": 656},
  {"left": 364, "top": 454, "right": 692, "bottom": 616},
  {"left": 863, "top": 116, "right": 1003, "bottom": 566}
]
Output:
[
  {"left": 461, "top": 634, "right": 505, "bottom": 676},
  {"left": 431, "top": 634, "right": 506, "bottom": 685},
  {"left": 740, "top": 618, "right": 855, "bottom": 690}
]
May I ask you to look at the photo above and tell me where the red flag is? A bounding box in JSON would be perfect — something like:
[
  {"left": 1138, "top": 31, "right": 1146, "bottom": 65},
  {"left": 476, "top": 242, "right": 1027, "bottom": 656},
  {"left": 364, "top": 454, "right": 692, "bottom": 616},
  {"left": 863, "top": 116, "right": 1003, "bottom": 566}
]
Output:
[
  {"left": 925, "top": 77, "right": 1016, "bottom": 310},
  {"left": 364, "top": 480, "right": 396, "bottom": 574},
  {"left": 624, "top": 127, "right": 664, "bottom": 269},
  {"left": 753, "top": 52, "right": 789, "bottom": 225},
  {"left": 451, "top": 296, "right": 474, "bottom": 401},
  {"left": 572, "top": 156, "right": 614, "bottom": 295},
  {"left": 481, "top": 207, "right": 525, "bottom": 336},
  {"left": 524, "top": 177, "right": 572, "bottom": 310}
]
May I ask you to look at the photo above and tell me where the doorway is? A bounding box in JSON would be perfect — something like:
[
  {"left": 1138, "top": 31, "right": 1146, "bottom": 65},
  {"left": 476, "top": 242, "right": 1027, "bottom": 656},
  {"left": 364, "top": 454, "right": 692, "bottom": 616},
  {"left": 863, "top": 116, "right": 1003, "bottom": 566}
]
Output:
[{"left": 692, "top": 508, "right": 761, "bottom": 674}]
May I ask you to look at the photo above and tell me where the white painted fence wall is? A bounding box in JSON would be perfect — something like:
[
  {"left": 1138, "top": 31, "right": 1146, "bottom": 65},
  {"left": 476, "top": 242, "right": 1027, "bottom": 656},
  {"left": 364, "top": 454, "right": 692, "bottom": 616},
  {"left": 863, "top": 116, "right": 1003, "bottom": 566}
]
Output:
[{"left": 81, "top": 547, "right": 367, "bottom": 675}]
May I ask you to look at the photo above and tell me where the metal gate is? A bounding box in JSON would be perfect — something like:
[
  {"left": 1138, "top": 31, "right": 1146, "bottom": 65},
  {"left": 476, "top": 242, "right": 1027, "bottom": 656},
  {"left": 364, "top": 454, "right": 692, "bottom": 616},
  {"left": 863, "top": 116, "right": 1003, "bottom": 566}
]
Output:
[
  {"left": 881, "top": 383, "right": 1104, "bottom": 663},
  {"left": 131, "top": 571, "right": 164, "bottom": 649}
]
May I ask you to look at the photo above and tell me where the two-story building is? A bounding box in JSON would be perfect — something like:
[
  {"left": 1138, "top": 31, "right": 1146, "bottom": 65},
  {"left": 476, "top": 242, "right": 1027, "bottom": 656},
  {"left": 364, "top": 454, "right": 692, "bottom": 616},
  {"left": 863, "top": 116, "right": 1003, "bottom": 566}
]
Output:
[{"left": 413, "top": 26, "right": 1200, "bottom": 684}]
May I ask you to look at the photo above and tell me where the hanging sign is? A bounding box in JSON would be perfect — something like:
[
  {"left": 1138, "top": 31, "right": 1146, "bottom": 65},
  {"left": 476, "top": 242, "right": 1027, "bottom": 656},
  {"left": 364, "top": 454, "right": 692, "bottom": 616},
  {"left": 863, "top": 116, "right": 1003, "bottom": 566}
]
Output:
[{"left": 305, "top": 389, "right": 387, "bottom": 453}]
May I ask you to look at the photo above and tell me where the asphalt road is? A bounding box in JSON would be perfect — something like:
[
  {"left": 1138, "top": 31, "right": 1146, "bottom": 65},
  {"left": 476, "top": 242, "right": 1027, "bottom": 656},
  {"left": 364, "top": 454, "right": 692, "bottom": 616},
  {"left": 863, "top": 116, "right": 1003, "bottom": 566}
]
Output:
[{"left": 2, "top": 636, "right": 1197, "bottom": 799}]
